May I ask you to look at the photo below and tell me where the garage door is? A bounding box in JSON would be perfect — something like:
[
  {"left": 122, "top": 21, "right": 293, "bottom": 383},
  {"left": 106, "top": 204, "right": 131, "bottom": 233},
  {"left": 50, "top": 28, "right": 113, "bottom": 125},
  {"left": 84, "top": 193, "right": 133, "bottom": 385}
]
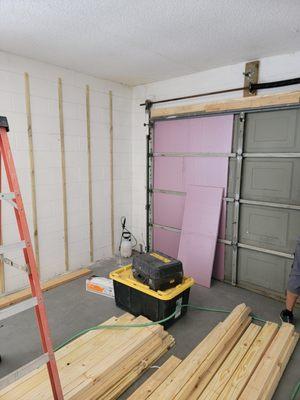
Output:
[
  {"left": 225, "top": 108, "right": 300, "bottom": 297},
  {"left": 149, "top": 106, "right": 300, "bottom": 298}
]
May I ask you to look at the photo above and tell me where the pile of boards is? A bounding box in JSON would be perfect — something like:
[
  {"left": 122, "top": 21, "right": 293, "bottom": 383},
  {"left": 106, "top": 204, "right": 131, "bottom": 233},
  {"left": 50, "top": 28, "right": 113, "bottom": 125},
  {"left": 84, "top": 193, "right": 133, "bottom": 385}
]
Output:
[
  {"left": 128, "top": 303, "right": 298, "bottom": 400},
  {"left": 0, "top": 314, "right": 174, "bottom": 400}
]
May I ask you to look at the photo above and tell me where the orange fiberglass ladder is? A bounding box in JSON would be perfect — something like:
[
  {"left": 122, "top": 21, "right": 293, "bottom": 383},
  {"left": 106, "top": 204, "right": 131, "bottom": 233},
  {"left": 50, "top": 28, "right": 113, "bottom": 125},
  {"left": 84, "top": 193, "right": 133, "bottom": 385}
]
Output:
[{"left": 0, "top": 116, "right": 64, "bottom": 399}]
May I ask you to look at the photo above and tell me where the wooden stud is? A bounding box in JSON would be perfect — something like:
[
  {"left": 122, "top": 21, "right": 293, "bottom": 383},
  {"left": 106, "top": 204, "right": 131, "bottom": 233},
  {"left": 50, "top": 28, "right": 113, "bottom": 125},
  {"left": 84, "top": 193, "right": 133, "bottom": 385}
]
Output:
[
  {"left": 0, "top": 153, "right": 4, "bottom": 293},
  {"left": 0, "top": 268, "right": 91, "bottom": 310},
  {"left": 128, "top": 356, "right": 182, "bottom": 400},
  {"left": 243, "top": 60, "right": 260, "bottom": 97},
  {"left": 151, "top": 90, "right": 300, "bottom": 118},
  {"left": 219, "top": 321, "right": 278, "bottom": 400},
  {"left": 86, "top": 85, "right": 94, "bottom": 262},
  {"left": 188, "top": 317, "right": 252, "bottom": 400},
  {"left": 58, "top": 78, "right": 69, "bottom": 271},
  {"left": 109, "top": 90, "right": 115, "bottom": 255},
  {"left": 198, "top": 324, "right": 261, "bottom": 400},
  {"left": 239, "top": 323, "right": 295, "bottom": 399},
  {"left": 261, "top": 332, "right": 299, "bottom": 400},
  {"left": 148, "top": 304, "right": 251, "bottom": 400},
  {"left": 24, "top": 72, "right": 40, "bottom": 272}
]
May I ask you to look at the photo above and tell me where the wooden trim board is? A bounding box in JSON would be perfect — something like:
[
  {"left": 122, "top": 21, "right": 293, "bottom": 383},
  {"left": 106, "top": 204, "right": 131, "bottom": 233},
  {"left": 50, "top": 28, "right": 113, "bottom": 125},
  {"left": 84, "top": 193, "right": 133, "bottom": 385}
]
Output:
[
  {"left": 151, "top": 90, "right": 300, "bottom": 118},
  {"left": 86, "top": 84, "right": 94, "bottom": 262},
  {"left": 0, "top": 268, "right": 91, "bottom": 309},
  {"left": 109, "top": 90, "right": 115, "bottom": 255},
  {"left": 58, "top": 78, "right": 69, "bottom": 271},
  {"left": 24, "top": 72, "right": 40, "bottom": 271}
]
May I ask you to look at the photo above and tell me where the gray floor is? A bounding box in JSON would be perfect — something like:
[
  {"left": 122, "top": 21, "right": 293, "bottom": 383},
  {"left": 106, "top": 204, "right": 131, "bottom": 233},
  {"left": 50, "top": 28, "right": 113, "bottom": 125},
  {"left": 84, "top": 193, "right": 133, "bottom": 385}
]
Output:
[{"left": 0, "top": 257, "right": 299, "bottom": 399}]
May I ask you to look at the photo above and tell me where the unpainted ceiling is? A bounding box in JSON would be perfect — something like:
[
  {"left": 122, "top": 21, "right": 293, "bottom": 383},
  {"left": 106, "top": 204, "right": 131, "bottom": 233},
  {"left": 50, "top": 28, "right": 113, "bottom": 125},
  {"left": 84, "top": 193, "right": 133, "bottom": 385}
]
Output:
[{"left": 0, "top": 0, "right": 300, "bottom": 86}]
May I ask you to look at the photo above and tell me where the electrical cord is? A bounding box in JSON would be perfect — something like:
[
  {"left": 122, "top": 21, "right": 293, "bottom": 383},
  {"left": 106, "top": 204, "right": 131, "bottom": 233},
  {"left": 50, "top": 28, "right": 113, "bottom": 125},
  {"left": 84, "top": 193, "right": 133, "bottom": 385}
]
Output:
[{"left": 54, "top": 304, "right": 299, "bottom": 399}]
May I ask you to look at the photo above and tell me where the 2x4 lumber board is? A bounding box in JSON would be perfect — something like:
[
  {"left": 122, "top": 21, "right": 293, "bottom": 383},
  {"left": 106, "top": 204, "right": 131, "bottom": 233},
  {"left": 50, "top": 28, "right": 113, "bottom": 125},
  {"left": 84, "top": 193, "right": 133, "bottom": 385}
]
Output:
[
  {"left": 58, "top": 78, "right": 69, "bottom": 270},
  {"left": 24, "top": 72, "right": 40, "bottom": 271},
  {"left": 0, "top": 268, "right": 91, "bottom": 310},
  {"left": 172, "top": 306, "right": 252, "bottom": 400},
  {"left": 219, "top": 321, "right": 278, "bottom": 400},
  {"left": 188, "top": 317, "right": 252, "bottom": 400},
  {"left": 239, "top": 322, "right": 295, "bottom": 400},
  {"left": 109, "top": 90, "right": 115, "bottom": 255},
  {"left": 127, "top": 356, "right": 182, "bottom": 400},
  {"left": 0, "top": 153, "right": 4, "bottom": 293},
  {"left": 198, "top": 323, "right": 261, "bottom": 400},
  {"left": 105, "top": 334, "right": 175, "bottom": 400},
  {"left": 151, "top": 90, "right": 300, "bottom": 118},
  {"left": 22, "top": 316, "right": 164, "bottom": 400},
  {"left": 261, "top": 332, "right": 299, "bottom": 400},
  {"left": 86, "top": 85, "right": 94, "bottom": 262},
  {"left": 148, "top": 304, "right": 250, "bottom": 400},
  {"left": 65, "top": 321, "right": 166, "bottom": 400},
  {"left": 82, "top": 331, "right": 174, "bottom": 400},
  {"left": 0, "top": 314, "right": 135, "bottom": 400}
]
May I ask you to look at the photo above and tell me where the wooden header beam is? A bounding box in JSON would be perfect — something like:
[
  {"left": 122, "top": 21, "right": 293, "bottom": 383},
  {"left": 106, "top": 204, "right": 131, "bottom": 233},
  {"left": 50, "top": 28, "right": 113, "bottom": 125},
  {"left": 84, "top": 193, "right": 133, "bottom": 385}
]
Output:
[{"left": 151, "top": 91, "right": 300, "bottom": 119}]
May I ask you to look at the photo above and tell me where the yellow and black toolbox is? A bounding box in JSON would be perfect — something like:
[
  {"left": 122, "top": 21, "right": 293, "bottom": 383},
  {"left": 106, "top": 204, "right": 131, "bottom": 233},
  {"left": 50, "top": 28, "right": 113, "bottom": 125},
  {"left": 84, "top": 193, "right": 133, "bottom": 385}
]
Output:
[
  {"left": 132, "top": 251, "right": 183, "bottom": 291},
  {"left": 110, "top": 265, "right": 194, "bottom": 327}
]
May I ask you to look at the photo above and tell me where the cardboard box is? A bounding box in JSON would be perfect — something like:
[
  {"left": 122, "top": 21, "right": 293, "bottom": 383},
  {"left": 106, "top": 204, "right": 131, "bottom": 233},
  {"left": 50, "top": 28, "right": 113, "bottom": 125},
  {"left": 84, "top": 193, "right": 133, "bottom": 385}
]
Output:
[{"left": 86, "top": 276, "right": 115, "bottom": 298}]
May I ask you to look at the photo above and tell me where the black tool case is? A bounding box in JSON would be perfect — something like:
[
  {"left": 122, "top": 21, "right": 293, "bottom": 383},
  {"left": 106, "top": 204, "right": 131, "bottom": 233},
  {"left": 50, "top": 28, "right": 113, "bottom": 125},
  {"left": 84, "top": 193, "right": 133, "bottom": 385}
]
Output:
[{"left": 132, "top": 251, "right": 183, "bottom": 291}]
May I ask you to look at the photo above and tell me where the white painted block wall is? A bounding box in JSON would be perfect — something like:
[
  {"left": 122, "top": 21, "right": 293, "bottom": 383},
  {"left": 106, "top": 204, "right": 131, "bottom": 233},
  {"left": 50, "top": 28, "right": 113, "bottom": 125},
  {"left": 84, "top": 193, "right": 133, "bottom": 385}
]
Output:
[
  {"left": 0, "top": 51, "right": 132, "bottom": 293},
  {"left": 131, "top": 51, "right": 300, "bottom": 246}
]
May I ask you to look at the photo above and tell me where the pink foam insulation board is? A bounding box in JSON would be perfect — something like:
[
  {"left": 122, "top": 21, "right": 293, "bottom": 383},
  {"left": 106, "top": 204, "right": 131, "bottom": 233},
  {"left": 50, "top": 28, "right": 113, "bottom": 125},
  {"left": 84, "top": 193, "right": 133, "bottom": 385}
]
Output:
[
  {"left": 153, "top": 192, "right": 185, "bottom": 229},
  {"left": 154, "top": 115, "right": 233, "bottom": 153},
  {"left": 178, "top": 185, "right": 223, "bottom": 287},
  {"left": 153, "top": 226, "right": 181, "bottom": 259},
  {"left": 153, "top": 115, "right": 233, "bottom": 278}
]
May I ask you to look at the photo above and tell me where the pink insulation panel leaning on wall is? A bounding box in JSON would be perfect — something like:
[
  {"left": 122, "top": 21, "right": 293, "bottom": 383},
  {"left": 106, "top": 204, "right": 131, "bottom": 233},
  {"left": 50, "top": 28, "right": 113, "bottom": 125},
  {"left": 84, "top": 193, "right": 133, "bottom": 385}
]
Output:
[{"left": 152, "top": 114, "right": 233, "bottom": 282}]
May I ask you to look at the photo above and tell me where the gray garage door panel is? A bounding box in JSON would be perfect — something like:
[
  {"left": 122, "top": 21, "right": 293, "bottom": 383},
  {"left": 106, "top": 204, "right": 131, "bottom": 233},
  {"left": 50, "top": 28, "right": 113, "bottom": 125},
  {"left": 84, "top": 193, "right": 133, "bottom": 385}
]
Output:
[
  {"left": 244, "top": 109, "right": 300, "bottom": 152},
  {"left": 238, "top": 249, "right": 292, "bottom": 293},
  {"left": 239, "top": 205, "right": 300, "bottom": 254},
  {"left": 241, "top": 158, "right": 300, "bottom": 205}
]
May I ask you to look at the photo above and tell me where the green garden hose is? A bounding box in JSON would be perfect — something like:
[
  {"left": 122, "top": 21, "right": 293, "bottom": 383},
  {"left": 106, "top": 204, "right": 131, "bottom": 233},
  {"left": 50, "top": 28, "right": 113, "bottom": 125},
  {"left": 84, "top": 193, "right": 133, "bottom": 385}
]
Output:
[{"left": 54, "top": 304, "right": 299, "bottom": 399}]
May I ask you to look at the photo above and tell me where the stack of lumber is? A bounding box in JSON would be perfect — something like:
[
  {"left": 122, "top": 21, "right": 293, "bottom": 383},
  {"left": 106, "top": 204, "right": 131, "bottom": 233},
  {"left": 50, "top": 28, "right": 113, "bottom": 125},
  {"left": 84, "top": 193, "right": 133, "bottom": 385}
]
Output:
[
  {"left": 129, "top": 303, "right": 298, "bottom": 400},
  {"left": 0, "top": 313, "right": 174, "bottom": 400}
]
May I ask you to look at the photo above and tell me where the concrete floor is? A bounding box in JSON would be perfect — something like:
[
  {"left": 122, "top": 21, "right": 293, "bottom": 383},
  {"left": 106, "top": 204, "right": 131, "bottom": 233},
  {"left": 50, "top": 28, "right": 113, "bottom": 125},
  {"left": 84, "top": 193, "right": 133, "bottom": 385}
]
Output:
[{"left": 0, "top": 257, "right": 299, "bottom": 399}]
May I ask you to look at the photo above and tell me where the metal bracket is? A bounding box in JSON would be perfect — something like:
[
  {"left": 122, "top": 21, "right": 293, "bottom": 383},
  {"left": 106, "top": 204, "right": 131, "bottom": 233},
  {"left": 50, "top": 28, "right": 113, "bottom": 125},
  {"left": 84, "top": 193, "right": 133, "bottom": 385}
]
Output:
[
  {"left": 0, "top": 192, "right": 17, "bottom": 208},
  {"left": 243, "top": 60, "right": 260, "bottom": 97},
  {"left": 0, "top": 256, "right": 28, "bottom": 273}
]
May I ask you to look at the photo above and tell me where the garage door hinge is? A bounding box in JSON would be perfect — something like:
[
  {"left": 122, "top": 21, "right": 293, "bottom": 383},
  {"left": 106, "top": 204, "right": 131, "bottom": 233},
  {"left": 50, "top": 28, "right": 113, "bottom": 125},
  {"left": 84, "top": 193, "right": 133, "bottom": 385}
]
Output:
[{"left": 239, "top": 112, "right": 245, "bottom": 122}]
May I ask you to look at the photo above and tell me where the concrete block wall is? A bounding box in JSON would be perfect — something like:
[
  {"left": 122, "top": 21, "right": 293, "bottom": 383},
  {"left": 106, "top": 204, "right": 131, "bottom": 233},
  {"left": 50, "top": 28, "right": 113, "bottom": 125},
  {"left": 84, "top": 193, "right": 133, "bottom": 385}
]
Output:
[
  {"left": 0, "top": 51, "right": 132, "bottom": 293},
  {"left": 131, "top": 51, "right": 300, "bottom": 246}
]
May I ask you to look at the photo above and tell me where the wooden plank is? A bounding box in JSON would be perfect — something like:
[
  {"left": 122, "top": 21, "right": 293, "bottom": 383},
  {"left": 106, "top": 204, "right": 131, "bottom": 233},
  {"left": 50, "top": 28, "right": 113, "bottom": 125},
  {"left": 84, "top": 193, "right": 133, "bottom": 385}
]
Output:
[
  {"left": 86, "top": 84, "right": 94, "bottom": 262},
  {"left": 105, "top": 334, "right": 175, "bottom": 400},
  {"left": 239, "top": 323, "right": 295, "bottom": 400},
  {"left": 261, "top": 332, "right": 299, "bottom": 400},
  {"left": 109, "top": 90, "right": 115, "bottom": 255},
  {"left": 151, "top": 91, "right": 300, "bottom": 118},
  {"left": 128, "top": 356, "right": 182, "bottom": 400},
  {"left": 172, "top": 307, "right": 251, "bottom": 400},
  {"left": 198, "top": 323, "right": 261, "bottom": 400},
  {"left": 0, "top": 152, "right": 4, "bottom": 293},
  {"left": 58, "top": 78, "right": 69, "bottom": 270},
  {"left": 24, "top": 72, "right": 40, "bottom": 271},
  {"left": 148, "top": 304, "right": 250, "bottom": 400},
  {"left": 0, "top": 314, "right": 135, "bottom": 399},
  {"left": 64, "top": 321, "right": 165, "bottom": 400},
  {"left": 219, "top": 321, "right": 278, "bottom": 400},
  {"left": 188, "top": 317, "right": 252, "bottom": 400},
  {"left": 0, "top": 268, "right": 91, "bottom": 309}
]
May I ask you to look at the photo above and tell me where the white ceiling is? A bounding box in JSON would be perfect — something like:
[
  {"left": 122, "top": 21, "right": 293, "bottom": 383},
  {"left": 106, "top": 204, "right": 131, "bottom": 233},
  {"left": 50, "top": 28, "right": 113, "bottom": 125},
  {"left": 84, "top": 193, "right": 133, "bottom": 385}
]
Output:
[{"left": 0, "top": 0, "right": 300, "bottom": 86}]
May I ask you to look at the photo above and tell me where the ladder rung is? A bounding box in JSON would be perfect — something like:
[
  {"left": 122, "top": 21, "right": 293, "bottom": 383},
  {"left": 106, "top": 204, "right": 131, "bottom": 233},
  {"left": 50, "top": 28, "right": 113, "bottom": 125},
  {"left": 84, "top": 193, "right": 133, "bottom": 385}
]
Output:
[
  {"left": 0, "top": 297, "right": 38, "bottom": 321},
  {"left": 0, "top": 241, "right": 26, "bottom": 254},
  {"left": 0, "top": 353, "right": 49, "bottom": 390}
]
